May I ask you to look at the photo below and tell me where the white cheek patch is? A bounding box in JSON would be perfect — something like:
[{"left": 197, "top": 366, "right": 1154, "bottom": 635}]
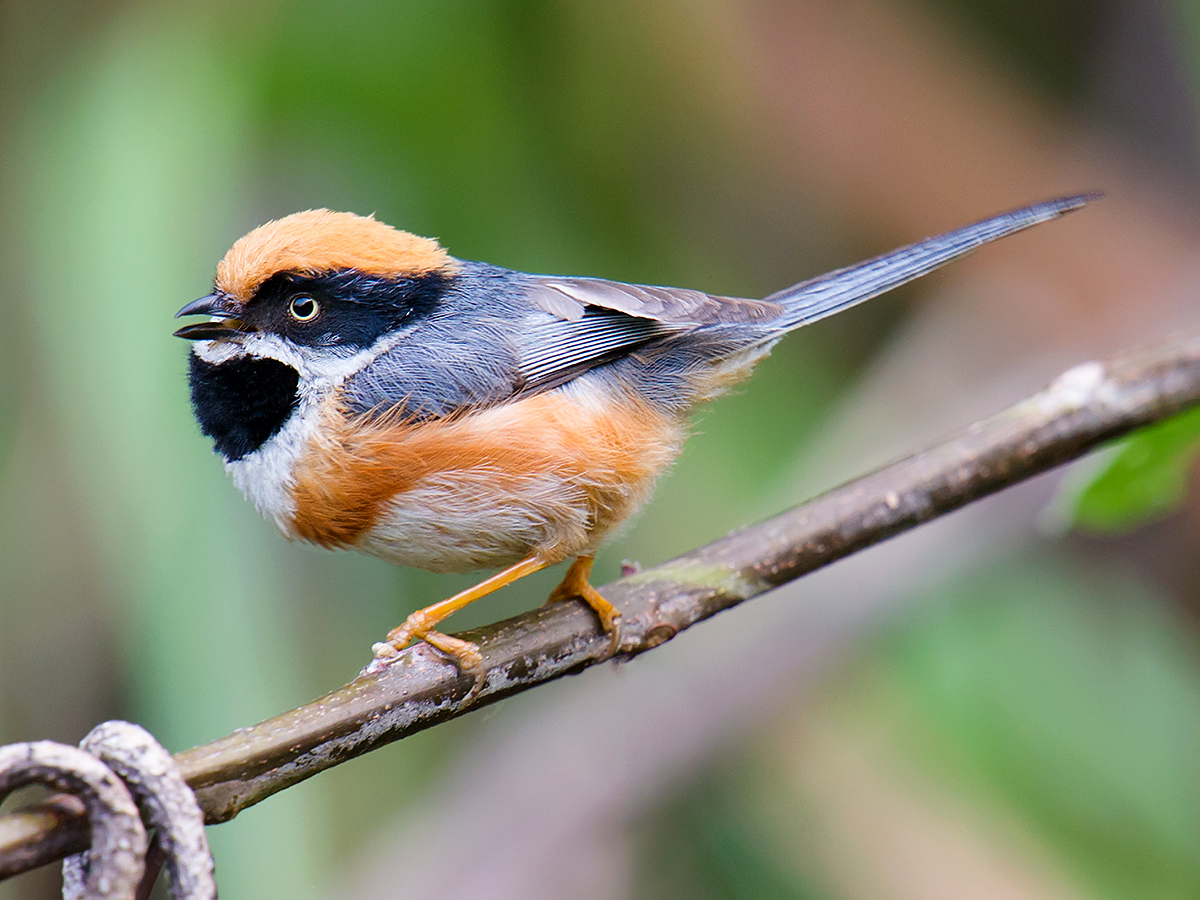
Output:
[
  {"left": 193, "top": 339, "right": 246, "bottom": 365},
  {"left": 236, "top": 332, "right": 404, "bottom": 387},
  {"left": 237, "top": 333, "right": 308, "bottom": 372}
]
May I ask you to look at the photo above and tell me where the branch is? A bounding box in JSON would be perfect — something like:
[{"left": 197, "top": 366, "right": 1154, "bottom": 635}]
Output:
[{"left": 5, "top": 333, "right": 1200, "bottom": 881}]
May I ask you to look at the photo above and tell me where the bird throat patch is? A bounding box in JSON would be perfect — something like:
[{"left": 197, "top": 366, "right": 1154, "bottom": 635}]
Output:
[{"left": 188, "top": 354, "right": 300, "bottom": 461}]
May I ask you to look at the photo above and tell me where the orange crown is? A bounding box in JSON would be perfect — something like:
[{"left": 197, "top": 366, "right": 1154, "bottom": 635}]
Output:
[{"left": 215, "top": 209, "right": 457, "bottom": 304}]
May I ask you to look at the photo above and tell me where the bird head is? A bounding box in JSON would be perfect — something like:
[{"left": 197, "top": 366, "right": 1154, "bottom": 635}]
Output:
[
  {"left": 175, "top": 209, "right": 458, "bottom": 372},
  {"left": 176, "top": 210, "right": 459, "bottom": 462}
]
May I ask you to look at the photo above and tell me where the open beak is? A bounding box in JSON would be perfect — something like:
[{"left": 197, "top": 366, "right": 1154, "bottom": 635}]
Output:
[{"left": 173, "top": 293, "right": 253, "bottom": 340}]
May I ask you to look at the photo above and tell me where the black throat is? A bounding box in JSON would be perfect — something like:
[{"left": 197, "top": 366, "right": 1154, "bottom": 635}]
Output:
[{"left": 188, "top": 354, "right": 300, "bottom": 461}]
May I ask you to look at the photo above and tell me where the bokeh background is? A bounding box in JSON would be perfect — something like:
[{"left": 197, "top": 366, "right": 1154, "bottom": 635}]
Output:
[{"left": 3, "top": 1, "right": 1200, "bottom": 898}]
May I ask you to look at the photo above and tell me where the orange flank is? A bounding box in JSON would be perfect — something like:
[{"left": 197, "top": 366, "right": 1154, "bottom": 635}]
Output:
[
  {"left": 216, "top": 210, "right": 458, "bottom": 305},
  {"left": 288, "top": 387, "right": 685, "bottom": 559}
]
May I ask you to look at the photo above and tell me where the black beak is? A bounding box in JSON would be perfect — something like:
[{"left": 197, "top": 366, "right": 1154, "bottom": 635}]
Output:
[{"left": 173, "top": 293, "right": 252, "bottom": 340}]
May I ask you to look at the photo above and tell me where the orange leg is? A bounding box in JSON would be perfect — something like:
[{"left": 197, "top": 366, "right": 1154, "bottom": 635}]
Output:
[
  {"left": 546, "top": 556, "right": 623, "bottom": 658},
  {"left": 373, "top": 555, "right": 549, "bottom": 668}
]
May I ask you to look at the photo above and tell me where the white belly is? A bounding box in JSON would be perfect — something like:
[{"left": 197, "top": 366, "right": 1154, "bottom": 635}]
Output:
[{"left": 353, "top": 470, "right": 599, "bottom": 573}]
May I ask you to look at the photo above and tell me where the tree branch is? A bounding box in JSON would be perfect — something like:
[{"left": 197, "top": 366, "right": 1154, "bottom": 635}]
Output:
[{"left": 4, "top": 333, "right": 1200, "bottom": 881}]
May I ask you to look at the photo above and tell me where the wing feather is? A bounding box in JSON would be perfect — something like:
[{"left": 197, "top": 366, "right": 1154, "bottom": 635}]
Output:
[
  {"left": 517, "top": 307, "right": 673, "bottom": 393},
  {"left": 525, "top": 275, "right": 782, "bottom": 325}
]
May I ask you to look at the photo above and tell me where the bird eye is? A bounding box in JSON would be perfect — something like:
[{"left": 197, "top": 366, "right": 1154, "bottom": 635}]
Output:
[{"left": 288, "top": 295, "right": 319, "bottom": 322}]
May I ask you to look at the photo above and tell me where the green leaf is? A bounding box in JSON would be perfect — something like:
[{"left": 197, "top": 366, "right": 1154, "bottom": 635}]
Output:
[{"left": 1060, "top": 404, "right": 1200, "bottom": 533}]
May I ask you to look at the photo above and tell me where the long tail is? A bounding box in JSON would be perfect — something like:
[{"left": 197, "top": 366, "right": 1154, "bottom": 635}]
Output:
[{"left": 767, "top": 193, "right": 1100, "bottom": 331}]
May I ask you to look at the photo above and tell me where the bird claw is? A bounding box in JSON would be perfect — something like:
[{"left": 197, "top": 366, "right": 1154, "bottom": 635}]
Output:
[
  {"left": 599, "top": 611, "right": 623, "bottom": 661},
  {"left": 422, "top": 630, "right": 484, "bottom": 671}
]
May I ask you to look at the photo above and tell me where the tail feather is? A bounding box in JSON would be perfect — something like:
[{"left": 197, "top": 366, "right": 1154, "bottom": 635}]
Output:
[{"left": 768, "top": 193, "right": 1100, "bottom": 331}]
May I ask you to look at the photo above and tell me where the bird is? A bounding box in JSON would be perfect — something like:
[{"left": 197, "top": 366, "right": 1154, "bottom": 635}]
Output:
[{"left": 175, "top": 193, "right": 1096, "bottom": 670}]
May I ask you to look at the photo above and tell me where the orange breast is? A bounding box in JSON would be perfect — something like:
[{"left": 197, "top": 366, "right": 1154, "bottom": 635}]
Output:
[{"left": 288, "top": 386, "right": 684, "bottom": 565}]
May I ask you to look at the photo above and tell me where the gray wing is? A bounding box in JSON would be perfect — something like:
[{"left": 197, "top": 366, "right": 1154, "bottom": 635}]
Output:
[
  {"left": 525, "top": 275, "right": 782, "bottom": 324},
  {"left": 342, "top": 270, "right": 758, "bottom": 418},
  {"left": 511, "top": 274, "right": 785, "bottom": 394},
  {"left": 513, "top": 194, "right": 1099, "bottom": 396},
  {"left": 515, "top": 306, "right": 670, "bottom": 393}
]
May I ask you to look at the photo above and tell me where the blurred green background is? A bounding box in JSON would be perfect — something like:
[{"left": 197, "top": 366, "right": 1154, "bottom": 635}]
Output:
[{"left": 3, "top": 1, "right": 1200, "bottom": 898}]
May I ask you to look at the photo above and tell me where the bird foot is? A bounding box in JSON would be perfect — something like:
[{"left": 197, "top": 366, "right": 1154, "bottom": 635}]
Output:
[
  {"left": 547, "top": 557, "right": 623, "bottom": 659},
  {"left": 373, "top": 608, "right": 484, "bottom": 672}
]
